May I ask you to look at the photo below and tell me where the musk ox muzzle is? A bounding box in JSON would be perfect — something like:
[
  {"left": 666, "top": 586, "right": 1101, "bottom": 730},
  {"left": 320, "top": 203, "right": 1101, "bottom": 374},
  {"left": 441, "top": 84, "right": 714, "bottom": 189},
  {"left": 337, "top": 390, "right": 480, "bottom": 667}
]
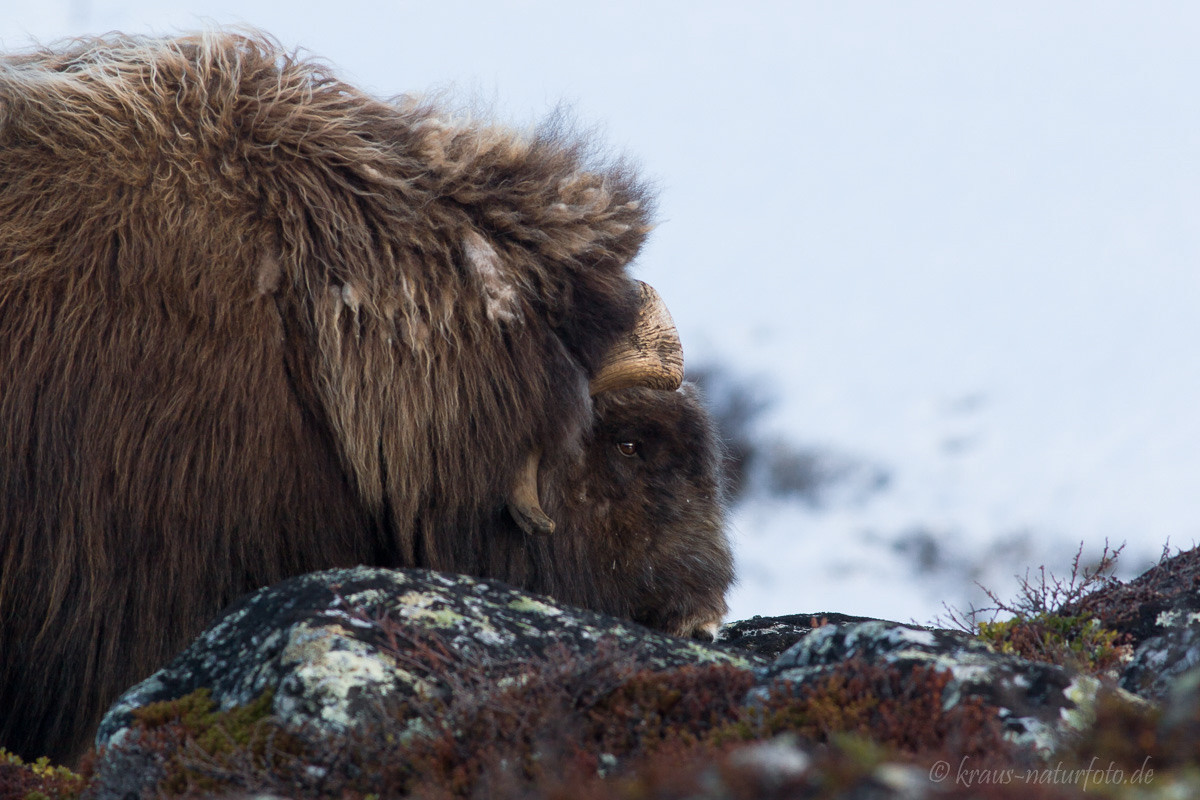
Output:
[{"left": 0, "top": 30, "right": 734, "bottom": 764}]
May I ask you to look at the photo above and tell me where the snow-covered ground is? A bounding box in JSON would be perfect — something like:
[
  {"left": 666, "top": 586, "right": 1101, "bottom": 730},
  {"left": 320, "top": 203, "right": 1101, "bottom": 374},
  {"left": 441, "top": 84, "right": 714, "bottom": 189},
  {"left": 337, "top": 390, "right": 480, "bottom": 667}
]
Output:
[{"left": 5, "top": 2, "right": 1198, "bottom": 625}]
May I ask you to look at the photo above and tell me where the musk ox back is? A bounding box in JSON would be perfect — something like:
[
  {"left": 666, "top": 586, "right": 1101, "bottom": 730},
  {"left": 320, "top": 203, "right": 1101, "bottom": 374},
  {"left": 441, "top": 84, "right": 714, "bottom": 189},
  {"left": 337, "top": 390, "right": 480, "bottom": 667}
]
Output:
[{"left": 0, "top": 31, "right": 733, "bottom": 764}]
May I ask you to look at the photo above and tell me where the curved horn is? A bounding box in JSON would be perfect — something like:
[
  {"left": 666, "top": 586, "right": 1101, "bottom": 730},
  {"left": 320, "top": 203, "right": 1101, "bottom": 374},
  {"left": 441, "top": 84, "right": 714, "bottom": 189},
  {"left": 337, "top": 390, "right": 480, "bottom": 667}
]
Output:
[
  {"left": 589, "top": 281, "right": 684, "bottom": 396},
  {"left": 507, "top": 449, "right": 555, "bottom": 536}
]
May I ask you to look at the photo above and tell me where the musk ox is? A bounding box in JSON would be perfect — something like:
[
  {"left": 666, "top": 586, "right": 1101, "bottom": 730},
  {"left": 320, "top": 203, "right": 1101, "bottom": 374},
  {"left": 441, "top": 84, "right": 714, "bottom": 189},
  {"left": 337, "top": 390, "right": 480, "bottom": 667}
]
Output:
[{"left": 0, "top": 31, "right": 734, "bottom": 763}]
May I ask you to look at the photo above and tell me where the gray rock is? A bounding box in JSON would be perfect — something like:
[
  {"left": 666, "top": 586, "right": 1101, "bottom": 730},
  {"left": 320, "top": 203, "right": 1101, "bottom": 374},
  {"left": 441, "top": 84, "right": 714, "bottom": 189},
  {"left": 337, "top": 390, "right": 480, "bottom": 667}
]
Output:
[
  {"left": 717, "top": 611, "right": 880, "bottom": 659},
  {"left": 1161, "top": 661, "right": 1200, "bottom": 733},
  {"left": 749, "top": 620, "right": 1104, "bottom": 753},
  {"left": 1121, "top": 621, "right": 1200, "bottom": 700}
]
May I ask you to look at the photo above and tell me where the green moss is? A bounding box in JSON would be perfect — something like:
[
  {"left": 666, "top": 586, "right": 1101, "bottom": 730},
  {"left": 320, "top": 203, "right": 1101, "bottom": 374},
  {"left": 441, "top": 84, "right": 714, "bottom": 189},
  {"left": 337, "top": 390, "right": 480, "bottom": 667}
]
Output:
[
  {"left": 0, "top": 749, "right": 84, "bottom": 800},
  {"left": 977, "top": 613, "right": 1130, "bottom": 676},
  {"left": 133, "top": 687, "right": 275, "bottom": 752},
  {"left": 125, "top": 688, "right": 311, "bottom": 797}
]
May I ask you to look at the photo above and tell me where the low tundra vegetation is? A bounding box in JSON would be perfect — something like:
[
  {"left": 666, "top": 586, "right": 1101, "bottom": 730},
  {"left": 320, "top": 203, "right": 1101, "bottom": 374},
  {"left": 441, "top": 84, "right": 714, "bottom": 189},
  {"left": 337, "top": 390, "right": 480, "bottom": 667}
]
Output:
[
  {"left": 7, "top": 543, "right": 1200, "bottom": 799},
  {"left": 945, "top": 542, "right": 1134, "bottom": 678},
  {"left": 0, "top": 750, "right": 84, "bottom": 800}
]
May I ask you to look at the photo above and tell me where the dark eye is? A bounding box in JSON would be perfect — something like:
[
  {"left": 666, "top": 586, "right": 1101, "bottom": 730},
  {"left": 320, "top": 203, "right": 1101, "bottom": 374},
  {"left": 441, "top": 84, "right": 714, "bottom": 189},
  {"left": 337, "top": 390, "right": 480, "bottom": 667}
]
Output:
[{"left": 616, "top": 441, "right": 639, "bottom": 457}]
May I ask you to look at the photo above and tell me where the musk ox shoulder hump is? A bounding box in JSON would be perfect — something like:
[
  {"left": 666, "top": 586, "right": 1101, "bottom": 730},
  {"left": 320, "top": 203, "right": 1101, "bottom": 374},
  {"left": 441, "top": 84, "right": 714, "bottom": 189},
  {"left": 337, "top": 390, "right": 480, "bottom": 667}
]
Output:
[{"left": 0, "top": 28, "right": 655, "bottom": 274}]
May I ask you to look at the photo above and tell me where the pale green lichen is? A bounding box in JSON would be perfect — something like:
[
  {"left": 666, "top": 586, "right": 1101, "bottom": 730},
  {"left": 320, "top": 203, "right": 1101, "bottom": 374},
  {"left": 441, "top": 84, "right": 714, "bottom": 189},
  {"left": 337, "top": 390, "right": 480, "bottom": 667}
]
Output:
[
  {"left": 685, "top": 640, "right": 758, "bottom": 669},
  {"left": 392, "top": 591, "right": 469, "bottom": 628},
  {"left": 276, "top": 622, "right": 417, "bottom": 730},
  {"left": 506, "top": 596, "right": 564, "bottom": 617},
  {"left": 1155, "top": 608, "right": 1200, "bottom": 629},
  {"left": 1058, "top": 675, "right": 1101, "bottom": 735},
  {"left": 413, "top": 607, "right": 468, "bottom": 628},
  {"left": 344, "top": 586, "right": 408, "bottom": 608}
]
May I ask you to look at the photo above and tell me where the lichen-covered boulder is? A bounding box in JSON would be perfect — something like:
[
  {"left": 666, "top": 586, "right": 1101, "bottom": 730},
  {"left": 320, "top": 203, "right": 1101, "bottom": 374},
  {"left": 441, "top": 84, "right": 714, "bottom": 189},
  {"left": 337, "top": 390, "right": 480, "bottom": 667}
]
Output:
[
  {"left": 85, "top": 548, "right": 1200, "bottom": 800},
  {"left": 97, "top": 567, "right": 761, "bottom": 751},
  {"left": 748, "top": 620, "right": 1104, "bottom": 753},
  {"left": 88, "top": 566, "right": 762, "bottom": 798}
]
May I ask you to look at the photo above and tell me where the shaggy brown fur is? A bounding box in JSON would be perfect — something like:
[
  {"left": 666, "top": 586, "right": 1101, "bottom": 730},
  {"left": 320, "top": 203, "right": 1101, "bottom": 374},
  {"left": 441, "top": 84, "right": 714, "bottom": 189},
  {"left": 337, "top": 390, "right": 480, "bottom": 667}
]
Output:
[{"left": 0, "top": 31, "right": 732, "bottom": 763}]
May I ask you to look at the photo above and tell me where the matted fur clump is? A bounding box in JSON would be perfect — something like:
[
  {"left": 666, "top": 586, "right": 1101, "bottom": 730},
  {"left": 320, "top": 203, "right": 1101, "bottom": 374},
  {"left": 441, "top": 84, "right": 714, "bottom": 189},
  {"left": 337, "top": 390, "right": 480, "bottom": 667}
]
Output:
[{"left": 0, "top": 31, "right": 732, "bottom": 764}]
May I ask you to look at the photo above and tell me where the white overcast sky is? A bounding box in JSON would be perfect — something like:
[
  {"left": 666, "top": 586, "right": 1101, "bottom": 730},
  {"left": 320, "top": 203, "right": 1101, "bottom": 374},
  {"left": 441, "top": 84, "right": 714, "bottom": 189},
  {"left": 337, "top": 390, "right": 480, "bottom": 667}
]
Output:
[{"left": 4, "top": 3, "right": 1199, "bottom": 620}]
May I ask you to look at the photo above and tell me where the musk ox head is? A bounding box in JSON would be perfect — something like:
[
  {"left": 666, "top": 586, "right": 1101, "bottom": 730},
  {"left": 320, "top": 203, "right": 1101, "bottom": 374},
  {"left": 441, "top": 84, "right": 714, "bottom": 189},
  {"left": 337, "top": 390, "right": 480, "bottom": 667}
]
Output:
[
  {"left": 547, "top": 383, "right": 733, "bottom": 637},
  {"left": 472, "top": 381, "right": 732, "bottom": 641},
  {"left": 0, "top": 30, "right": 734, "bottom": 763}
]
